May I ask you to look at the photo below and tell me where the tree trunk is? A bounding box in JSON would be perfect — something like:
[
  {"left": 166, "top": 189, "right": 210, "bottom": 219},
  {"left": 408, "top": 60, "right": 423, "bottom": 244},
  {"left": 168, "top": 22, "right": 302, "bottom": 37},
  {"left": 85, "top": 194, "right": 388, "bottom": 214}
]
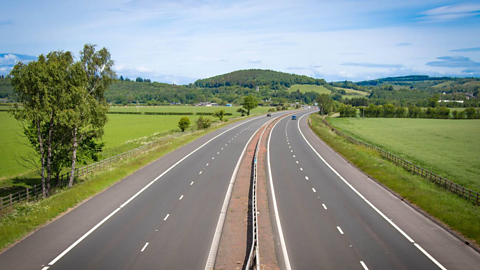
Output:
[
  {"left": 69, "top": 126, "right": 78, "bottom": 188},
  {"left": 36, "top": 119, "right": 47, "bottom": 198}
]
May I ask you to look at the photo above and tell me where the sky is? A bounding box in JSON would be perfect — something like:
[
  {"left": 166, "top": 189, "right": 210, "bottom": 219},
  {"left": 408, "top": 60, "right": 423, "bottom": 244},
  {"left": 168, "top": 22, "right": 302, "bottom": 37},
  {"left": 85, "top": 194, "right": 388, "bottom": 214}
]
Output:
[{"left": 1, "top": 0, "right": 480, "bottom": 84}]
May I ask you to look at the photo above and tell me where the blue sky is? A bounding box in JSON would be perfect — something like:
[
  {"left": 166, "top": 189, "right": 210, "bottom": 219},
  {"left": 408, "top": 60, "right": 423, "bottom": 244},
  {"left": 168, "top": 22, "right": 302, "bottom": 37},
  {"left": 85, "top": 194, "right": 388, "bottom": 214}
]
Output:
[{"left": 1, "top": 0, "right": 480, "bottom": 84}]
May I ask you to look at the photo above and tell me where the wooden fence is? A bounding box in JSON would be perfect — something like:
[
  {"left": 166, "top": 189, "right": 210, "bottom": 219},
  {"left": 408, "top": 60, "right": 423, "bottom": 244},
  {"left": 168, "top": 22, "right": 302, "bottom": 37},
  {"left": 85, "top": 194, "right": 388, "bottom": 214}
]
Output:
[
  {"left": 319, "top": 117, "right": 480, "bottom": 206},
  {"left": 0, "top": 122, "right": 225, "bottom": 210}
]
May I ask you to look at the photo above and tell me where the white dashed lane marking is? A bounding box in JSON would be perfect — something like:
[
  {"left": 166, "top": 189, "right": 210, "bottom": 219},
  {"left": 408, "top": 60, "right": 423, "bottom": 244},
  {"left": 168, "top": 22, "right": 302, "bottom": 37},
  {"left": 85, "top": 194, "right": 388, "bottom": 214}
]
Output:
[
  {"left": 322, "top": 204, "right": 327, "bottom": 209},
  {"left": 199, "top": 171, "right": 202, "bottom": 174},
  {"left": 337, "top": 226, "right": 344, "bottom": 234},
  {"left": 141, "top": 242, "right": 149, "bottom": 252},
  {"left": 190, "top": 181, "right": 194, "bottom": 185},
  {"left": 360, "top": 261, "right": 369, "bottom": 270},
  {"left": 164, "top": 214, "right": 169, "bottom": 221},
  {"left": 179, "top": 195, "right": 184, "bottom": 200},
  {"left": 312, "top": 188, "right": 316, "bottom": 193},
  {"left": 300, "top": 168, "right": 303, "bottom": 171},
  {"left": 305, "top": 176, "right": 309, "bottom": 180}
]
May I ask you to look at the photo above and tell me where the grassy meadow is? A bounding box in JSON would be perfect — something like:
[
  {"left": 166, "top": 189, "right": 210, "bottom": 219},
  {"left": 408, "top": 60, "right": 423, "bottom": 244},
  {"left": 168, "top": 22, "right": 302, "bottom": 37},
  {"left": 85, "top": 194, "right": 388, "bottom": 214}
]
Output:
[
  {"left": 327, "top": 117, "right": 480, "bottom": 192},
  {"left": 0, "top": 113, "right": 33, "bottom": 180},
  {"left": 288, "top": 84, "right": 331, "bottom": 94},
  {"left": 0, "top": 106, "right": 271, "bottom": 181}
]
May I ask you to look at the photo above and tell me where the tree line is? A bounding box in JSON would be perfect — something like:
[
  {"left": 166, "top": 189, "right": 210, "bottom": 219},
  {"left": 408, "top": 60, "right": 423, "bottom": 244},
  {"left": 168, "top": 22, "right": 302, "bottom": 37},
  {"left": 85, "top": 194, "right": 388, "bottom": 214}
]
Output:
[
  {"left": 339, "top": 104, "right": 480, "bottom": 119},
  {"left": 9, "top": 44, "right": 115, "bottom": 197}
]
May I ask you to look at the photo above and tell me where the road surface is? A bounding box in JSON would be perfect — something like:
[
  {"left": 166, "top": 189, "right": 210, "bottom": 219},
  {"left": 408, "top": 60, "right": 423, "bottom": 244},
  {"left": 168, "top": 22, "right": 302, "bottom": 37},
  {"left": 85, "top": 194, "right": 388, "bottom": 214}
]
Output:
[
  {"left": 267, "top": 110, "right": 480, "bottom": 270},
  {"left": 0, "top": 111, "right": 289, "bottom": 270}
]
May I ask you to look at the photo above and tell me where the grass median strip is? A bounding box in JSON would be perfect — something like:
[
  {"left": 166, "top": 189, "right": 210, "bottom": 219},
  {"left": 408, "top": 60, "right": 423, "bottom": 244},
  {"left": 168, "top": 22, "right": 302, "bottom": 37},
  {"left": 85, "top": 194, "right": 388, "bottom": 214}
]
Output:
[
  {"left": 0, "top": 117, "right": 246, "bottom": 252},
  {"left": 308, "top": 114, "right": 480, "bottom": 247}
]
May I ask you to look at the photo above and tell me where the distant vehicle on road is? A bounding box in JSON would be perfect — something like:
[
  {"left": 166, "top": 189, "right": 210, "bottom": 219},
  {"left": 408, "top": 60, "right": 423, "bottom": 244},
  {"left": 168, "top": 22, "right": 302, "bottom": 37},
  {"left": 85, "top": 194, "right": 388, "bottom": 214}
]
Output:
[
  {"left": 291, "top": 115, "right": 297, "bottom": 120},
  {"left": 267, "top": 113, "right": 271, "bottom": 117}
]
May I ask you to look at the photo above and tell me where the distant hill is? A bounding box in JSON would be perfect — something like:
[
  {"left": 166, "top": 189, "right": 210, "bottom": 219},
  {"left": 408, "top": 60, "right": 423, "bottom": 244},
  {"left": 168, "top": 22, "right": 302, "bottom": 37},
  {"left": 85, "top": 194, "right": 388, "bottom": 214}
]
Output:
[{"left": 194, "top": 69, "right": 326, "bottom": 89}]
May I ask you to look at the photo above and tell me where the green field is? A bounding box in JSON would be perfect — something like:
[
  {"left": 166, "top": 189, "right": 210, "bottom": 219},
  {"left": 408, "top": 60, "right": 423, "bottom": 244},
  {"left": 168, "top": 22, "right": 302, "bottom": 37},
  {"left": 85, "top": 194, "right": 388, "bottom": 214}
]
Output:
[
  {"left": 288, "top": 84, "right": 331, "bottom": 94},
  {"left": 334, "top": 87, "right": 369, "bottom": 96},
  {"left": 0, "top": 106, "right": 271, "bottom": 180},
  {"left": 0, "top": 113, "right": 33, "bottom": 180},
  {"left": 108, "top": 105, "right": 269, "bottom": 115},
  {"left": 327, "top": 117, "right": 480, "bottom": 192}
]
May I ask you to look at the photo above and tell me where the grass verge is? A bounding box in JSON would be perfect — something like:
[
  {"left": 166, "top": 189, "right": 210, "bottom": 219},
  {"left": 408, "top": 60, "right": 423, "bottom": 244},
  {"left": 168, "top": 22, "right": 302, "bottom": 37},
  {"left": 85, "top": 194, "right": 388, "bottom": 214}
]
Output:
[
  {"left": 309, "top": 114, "right": 480, "bottom": 247},
  {"left": 0, "top": 116, "right": 247, "bottom": 251}
]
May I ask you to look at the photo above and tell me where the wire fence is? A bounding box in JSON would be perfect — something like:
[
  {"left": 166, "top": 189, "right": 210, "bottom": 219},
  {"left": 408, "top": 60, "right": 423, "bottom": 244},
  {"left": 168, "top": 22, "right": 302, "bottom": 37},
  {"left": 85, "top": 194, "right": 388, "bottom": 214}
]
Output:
[{"left": 318, "top": 117, "right": 480, "bottom": 206}]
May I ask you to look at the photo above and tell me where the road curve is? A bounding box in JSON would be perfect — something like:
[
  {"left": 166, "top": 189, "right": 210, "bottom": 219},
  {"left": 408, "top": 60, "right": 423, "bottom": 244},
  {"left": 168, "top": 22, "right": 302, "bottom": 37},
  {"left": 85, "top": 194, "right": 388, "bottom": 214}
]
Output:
[
  {"left": 0, "top": 111, "right": 291, "bottom": 270},
  {"left": 267, "top": 111, "right": 480, "bottom": 270}
]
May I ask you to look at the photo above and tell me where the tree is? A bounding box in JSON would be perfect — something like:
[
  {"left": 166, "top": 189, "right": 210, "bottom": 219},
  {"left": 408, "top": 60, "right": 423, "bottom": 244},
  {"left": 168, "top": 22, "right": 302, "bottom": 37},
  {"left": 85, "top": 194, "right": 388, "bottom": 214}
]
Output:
[
  {"left": 243, "top": 95, "right": 258, "bottom": 115},
  {"left": 213, "top": 109, "right": 225, "bottom": 121},
  {"left": 10, "top": 51, "right": 79, "bottom": 197},
  {"left": 316, "top": 94, "right": 333, "bottom": 115},
  {"left": 237, "top": 108, "right": 247, "bottom": 116},
  {"left": 68, "top": 44, "right": 115, "bottom": 188},
  {"left": 178, "top": 117, "right": 190, "bottom": 132}
]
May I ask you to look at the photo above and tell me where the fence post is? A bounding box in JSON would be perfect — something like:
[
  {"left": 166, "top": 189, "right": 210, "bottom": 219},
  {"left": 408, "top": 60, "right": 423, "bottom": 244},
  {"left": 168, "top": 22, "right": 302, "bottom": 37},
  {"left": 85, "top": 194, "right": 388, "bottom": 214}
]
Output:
[
  {"left": 1, "top": 197, "right": 3, "bottom": 210},
  {"left": 34, "top": 184, "right": 37, "bottom": 198},
  {"left": 10, "top": 194, "right": 13, "bottom": 206},
  {"left": 18, "top": 191, "right": 21, "bottom": 202},
  {"left": 26, "top": 187, "right": 29, "bottom": 201}
]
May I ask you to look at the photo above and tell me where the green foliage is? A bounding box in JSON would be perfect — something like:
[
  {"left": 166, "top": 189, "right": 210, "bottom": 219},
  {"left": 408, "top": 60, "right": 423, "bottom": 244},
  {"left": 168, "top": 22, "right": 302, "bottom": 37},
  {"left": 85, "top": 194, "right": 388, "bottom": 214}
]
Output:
[
  {"left": 243, "top": 95, "right": 258, "bottom": 115},
  {"left": 212, "top": 109, "right": 225, "bottom": 120},
  {"left": 236, "top": 108, "right": 247, "bottom": 116},
  {"left": 339, "top": 104, "right": 357, "bottom": 117},
  {"left": 196, "top": 116, "right": 211, "bottom": 130},
  {"left": 178, "top": 117, "right": 190, "bottom": 132},
  {"left": 316, "top": 93, "right": 333, "bottom": 115},
  {"left": 194, "top": 69, "right": 325, "bottom": 89}
]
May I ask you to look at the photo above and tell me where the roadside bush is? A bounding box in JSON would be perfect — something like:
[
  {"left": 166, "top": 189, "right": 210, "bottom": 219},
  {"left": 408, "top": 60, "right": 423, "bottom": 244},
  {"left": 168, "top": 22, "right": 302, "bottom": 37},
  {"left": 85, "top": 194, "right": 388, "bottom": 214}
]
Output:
[
  {"left": 178, "top": 117, "right": 190, "bottom": 132},
  {"left": 213, "top": 109, "right": 225, "bottom": 120},
  {"left": 196, "top": 116, "right": 211, "bottom": 129}
]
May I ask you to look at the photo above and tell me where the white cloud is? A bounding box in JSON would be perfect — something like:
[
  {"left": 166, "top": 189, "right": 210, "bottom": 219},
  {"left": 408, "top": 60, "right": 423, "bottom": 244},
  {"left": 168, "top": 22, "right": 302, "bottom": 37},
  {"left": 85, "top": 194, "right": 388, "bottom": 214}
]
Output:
[{"left": 420, "top": 3, "right": 480, "bottom": 22}]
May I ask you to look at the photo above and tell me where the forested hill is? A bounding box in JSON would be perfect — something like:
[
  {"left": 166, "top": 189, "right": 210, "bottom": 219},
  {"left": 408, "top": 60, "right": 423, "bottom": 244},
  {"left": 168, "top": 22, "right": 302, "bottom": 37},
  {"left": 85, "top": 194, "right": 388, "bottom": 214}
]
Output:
[{"left": 194, "top": 69, "right": 326, "bottom": 89}]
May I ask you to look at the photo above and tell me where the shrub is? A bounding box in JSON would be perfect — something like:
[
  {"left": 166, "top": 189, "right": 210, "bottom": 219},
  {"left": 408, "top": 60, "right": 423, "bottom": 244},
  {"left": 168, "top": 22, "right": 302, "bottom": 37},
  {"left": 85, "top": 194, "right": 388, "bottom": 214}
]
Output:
[{"left": 178, "top": 117, "right": 190, "bottom": 132}]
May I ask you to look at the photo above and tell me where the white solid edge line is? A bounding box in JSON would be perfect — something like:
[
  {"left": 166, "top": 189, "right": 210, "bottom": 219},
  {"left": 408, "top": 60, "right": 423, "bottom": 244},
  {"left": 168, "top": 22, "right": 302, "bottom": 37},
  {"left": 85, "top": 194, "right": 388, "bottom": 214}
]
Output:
[
  {"left": 205, "top": 115, "right": 279, "bottom": 270},
  {"left": 267, "top": 117, "right": 292, "bottom": 270},
  {"left": 360, "top": 261, "right": 369, "bottom": 270},
  {"left": 414, "top": 243, "right": 447, "bottom": 270},
  {"left": 45, "top": 113, "right": 267, "bottom": 268},
  {"left": 337, "top": 226, "right": 344, "bottom": 234},
  {"left": 297, "top": 113, "right": 447, "bottom": 270},
  {"left": 141, "top": 242, "right": 149, "bottom": 252}
]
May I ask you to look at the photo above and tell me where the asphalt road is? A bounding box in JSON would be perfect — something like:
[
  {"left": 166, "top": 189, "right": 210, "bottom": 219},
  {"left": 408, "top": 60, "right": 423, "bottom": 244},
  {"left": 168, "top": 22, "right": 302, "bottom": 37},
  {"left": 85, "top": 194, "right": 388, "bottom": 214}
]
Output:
[
  {"left": 267, "top": 111, "right": 480, "bottom": 270},
  {"left": 0, "top": 111, "right": 289, "bottom": 270}
]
